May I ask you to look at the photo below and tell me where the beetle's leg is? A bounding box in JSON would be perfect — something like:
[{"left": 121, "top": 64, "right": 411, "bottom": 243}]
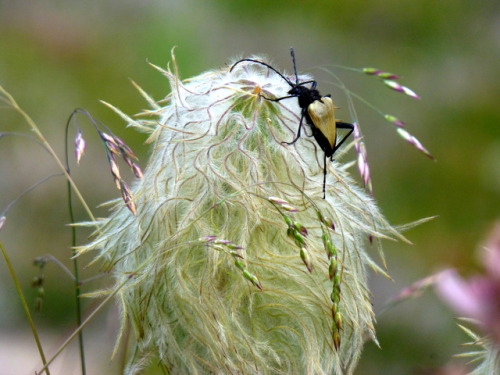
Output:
[
  {"left": 323, "top": 152, "right": 327, "bottom": 199},
  {"left": 332, "top": 122, "right": 354, "bottom": 154},
  {"left": 297, "top": 80, "right": 317, "bottom": 90},
  {"left": 324, "top": 122, "right": 354, "bottom": 197},
  {"left": 282, "top": 112, "right": 305, "bottom": 145},
  {"left": 263, "top": 95, "right": 295, "bottom": 102},
  {"left": 261, "top": 94, "right": 305, "bottom": 144}
]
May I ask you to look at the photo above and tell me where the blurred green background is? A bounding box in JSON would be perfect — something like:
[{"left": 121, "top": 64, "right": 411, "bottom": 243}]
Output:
[{"left": 0, "top": 0, "right": 498, "bottom": 374}]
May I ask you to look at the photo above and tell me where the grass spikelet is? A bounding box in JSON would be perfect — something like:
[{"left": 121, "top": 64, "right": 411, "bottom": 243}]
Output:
[{"left": 80, "top": 52, "right": 404, "bottom": 374}]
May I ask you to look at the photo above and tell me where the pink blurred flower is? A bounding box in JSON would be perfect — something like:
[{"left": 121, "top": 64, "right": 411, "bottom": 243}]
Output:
[{"left": 436, "top": 222, "right": 500, "bottom": 344}]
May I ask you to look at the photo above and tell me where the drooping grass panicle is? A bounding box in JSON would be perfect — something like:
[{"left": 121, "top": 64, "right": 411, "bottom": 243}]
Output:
[
  {"left": 78, "top": 51, "right": 407, "bottom": 375},
  {"left": 352, "top": 122, "right": 373, "bottom": 196},
  {"left": 317, "top": 65, "right": 434, "bottom": 190},
  {"left": 360, "top": 66, "right": 420, "bottom": 99},
  {"left": 65, "top": 109, "right": 144, "bottom": 214}
]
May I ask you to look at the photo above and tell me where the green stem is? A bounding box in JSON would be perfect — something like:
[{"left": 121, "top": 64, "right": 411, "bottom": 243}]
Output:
[
  {"left": 0, "top": 242, "right": 51, "bottom": 375},
  {"left": 68, "top": 180, "right": 86, "bottom": 375},
  {"left": 63, "top": 105, "right": 87, "bottom": 375}
]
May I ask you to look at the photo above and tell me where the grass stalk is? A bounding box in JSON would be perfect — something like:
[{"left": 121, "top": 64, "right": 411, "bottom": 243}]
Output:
[{"left": 0, "top": 241, "right": 51, "bottom": 375}]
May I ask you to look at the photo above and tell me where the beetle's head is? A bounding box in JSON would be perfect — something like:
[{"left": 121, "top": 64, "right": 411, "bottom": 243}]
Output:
[{"left": 288, "top": 85, "right": 308, "bottom": 97}]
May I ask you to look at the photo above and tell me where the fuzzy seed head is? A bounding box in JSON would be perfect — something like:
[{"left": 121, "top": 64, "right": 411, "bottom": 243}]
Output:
[{"left": 80, "top": 54, "right": 404, "bottom": 375}]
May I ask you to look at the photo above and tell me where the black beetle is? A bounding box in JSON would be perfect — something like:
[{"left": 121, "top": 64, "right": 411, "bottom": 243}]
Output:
[{"left": 230, "top": 48, "right": 354, "bottom": 198}]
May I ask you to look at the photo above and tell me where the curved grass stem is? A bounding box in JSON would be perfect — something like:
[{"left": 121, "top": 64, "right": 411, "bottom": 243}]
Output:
[
  {"left": 0, "top": 84, "right": 95, "bottom": 222},
  {"left": 0, "top": 242, "right": 51, "bottom": 375}
]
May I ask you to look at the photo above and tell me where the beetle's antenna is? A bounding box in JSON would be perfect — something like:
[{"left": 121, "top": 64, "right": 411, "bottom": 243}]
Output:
[
  {"left": 290, "top": 47, "right": 299, "bottom": 84},
  {"left": 230, "top": 59, "right": 294, "bottom": 87}
]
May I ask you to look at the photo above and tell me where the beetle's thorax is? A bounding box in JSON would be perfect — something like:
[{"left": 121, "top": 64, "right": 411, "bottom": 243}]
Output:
[{"left": 288, "top": 86, "right": 322, "bottom": 108}]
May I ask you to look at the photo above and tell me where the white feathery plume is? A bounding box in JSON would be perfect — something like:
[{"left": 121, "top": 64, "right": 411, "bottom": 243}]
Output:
[{"left": 79, "top": 51, "right": 406, "bottom": 374}]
